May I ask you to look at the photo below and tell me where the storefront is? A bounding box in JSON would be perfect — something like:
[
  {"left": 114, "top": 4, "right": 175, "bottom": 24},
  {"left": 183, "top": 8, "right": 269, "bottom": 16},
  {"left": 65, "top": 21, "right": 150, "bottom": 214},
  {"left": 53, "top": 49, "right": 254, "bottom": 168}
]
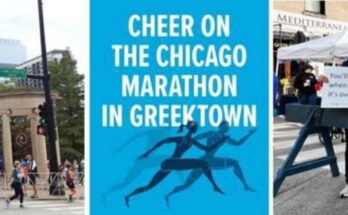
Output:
[
  {"left": 273, "top": 10, "right": 348, "bottom": 75},
  {"left": 273, "top": 10, "right": 348, "bottom": 113}
]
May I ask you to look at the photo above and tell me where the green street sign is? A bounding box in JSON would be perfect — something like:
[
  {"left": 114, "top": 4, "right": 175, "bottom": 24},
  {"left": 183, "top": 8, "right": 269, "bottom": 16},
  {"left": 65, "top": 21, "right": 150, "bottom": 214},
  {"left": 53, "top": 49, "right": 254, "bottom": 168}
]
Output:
[{"left": 0, "top": 68, "right": 27, "bottom": 79}]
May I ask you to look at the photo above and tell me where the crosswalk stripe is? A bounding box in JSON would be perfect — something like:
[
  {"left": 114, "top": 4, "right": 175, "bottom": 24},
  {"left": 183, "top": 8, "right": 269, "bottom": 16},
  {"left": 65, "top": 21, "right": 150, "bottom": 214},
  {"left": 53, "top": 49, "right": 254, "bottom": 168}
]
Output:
[
  {"left": 322, "top": 160, "right": 345, "bottom": 173},
  {"left": 48, "top": 206, "right": 84, "bottom": 211},
  {"left": 25, "top": 203, "right": 68, "bottom": 208},
  {"left": 277, "top": 143, "right": 346, "bottom": 162},
  {"left": 11, "top": 201, "right": 51, "bottom": 205},
  {"left": 274, "top": 136, "right": 321, "bottom": 150},
  {"left": 274, "top": 123, "right": 301, "bottom": 130},
  {"left": 69, "top": 211, "right": 84, "bottom": 215},
  {"left": 274, "top": 118, "right": 346, "bottom": 174},
  {"left": 8, "top": 201, "right": 84, "bottom": 214}
]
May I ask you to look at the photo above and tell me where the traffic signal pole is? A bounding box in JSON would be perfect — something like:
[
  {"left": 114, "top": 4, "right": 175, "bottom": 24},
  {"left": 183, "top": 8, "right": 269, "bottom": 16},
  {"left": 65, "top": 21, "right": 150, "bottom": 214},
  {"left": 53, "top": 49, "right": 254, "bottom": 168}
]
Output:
[{"left": 37, "top": 0, "right": 59, "bottom": 174}]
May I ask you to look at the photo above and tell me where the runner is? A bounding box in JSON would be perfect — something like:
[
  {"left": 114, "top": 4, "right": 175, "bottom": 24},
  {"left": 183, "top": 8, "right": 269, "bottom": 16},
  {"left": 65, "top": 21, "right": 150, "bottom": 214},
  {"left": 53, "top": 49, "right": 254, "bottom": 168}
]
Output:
[
  {"left": 165, "top": 121, "right": 256, "bottom": 206},
  {"left": 124, "top": 121, "right": 225, "bottom": 207},
  {"left": 5, "top": 161, "right": 24, "bottom": 208},
  {"left": 65, "top": 164, "right": 77, "bottom": 202}
]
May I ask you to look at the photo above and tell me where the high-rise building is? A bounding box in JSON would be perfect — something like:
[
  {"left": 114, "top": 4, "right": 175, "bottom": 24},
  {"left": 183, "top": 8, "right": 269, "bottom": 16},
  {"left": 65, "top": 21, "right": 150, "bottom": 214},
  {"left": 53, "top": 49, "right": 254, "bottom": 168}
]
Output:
[
  {"left": 0, "top": 38, "right": 26, "bottom": 68},
  {"left": 16, "top": 49, "right": 67, "bottom": 89}
]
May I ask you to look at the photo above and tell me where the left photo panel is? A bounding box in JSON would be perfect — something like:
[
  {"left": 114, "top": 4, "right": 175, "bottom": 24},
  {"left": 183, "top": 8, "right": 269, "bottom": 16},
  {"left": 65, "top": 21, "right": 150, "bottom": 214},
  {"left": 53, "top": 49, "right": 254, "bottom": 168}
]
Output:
[{"left": 0, "top": 1, "right": 87, "bottom": 214}]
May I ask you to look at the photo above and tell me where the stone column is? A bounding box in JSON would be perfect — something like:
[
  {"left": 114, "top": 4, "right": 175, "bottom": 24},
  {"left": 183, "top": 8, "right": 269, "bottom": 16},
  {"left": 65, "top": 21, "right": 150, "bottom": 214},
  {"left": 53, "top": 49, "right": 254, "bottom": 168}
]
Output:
[
  {"left": 36, "top": 132, "right": 49, "bottom": 173},
  {"left": 55, "top": 126, "right": 61, "bottom": 166},
  {"left": 29, "top": 115, "right": 39, "bottom": 168},
  {"left": 29, "top": 114, "right": 49, "bottom": 174},
  {"left": 2, "top": 113, "right": 13, "bottom": 175}
]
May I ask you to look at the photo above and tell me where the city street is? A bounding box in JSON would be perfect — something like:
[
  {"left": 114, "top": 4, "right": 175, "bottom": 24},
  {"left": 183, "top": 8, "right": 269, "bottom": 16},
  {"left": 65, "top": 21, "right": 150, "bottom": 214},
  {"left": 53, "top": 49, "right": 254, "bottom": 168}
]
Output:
[
  {"left": 274, "top": 117, "right": 348, "bottom": 215},
  {"left": 0, "top": 199, "right": 84, "bottom": 215}
]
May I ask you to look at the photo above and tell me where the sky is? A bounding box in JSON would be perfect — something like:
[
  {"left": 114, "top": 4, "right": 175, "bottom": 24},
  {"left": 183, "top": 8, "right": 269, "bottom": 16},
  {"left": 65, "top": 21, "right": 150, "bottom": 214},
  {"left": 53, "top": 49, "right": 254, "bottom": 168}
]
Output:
[{"left": 0, "top": 0, "right": 88, "bottom": 74}]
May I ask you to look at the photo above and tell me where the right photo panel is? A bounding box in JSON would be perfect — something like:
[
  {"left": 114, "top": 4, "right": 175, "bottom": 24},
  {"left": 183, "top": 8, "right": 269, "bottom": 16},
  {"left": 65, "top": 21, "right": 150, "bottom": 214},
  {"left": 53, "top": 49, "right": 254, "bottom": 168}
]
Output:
[{"left": 273, "top": 0, "right": 348, "bottom": 214}]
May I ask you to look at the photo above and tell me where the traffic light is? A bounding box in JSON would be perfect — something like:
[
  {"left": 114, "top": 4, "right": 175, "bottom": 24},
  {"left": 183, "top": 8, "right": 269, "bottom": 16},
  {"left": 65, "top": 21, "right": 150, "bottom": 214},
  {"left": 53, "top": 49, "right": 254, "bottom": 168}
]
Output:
[{"left": 37, "top": 103, "right": 47, "bottom": 135}]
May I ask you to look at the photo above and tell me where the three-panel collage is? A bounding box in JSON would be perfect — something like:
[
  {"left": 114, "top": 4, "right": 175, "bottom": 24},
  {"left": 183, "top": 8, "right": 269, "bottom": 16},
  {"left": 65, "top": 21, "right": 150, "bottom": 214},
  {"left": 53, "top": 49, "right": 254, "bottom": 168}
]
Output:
[{"left": 0, "top": 0, "right": 347, "bottom": 215}]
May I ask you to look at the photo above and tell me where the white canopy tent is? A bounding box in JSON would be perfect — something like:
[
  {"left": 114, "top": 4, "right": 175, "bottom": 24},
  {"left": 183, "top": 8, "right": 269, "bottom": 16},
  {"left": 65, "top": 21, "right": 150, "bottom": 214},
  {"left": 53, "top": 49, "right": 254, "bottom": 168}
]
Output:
[{"left": 276, "top": 30, "right": 348, "bottom": 75}]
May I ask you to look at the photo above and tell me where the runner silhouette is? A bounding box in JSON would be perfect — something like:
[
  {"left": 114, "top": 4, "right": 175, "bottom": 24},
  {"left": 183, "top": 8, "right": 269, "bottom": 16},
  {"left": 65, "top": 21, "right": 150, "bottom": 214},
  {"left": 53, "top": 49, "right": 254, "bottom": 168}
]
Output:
[
  {"left": 124, "top": 121, "right": 225, "bottom": 207},
  {"left": 165, "top": 121, "right": 256, "bottom": 206},
  {"left": 102, "top": 128, "right": 183, "bottom": 203}
]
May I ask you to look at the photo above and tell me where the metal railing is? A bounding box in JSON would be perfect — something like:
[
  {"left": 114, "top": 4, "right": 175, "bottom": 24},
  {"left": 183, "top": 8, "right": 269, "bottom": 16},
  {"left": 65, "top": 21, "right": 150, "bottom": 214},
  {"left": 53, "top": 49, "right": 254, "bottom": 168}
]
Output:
[{"left": 0, "top": 172, "right": 84, "bottom": 199}]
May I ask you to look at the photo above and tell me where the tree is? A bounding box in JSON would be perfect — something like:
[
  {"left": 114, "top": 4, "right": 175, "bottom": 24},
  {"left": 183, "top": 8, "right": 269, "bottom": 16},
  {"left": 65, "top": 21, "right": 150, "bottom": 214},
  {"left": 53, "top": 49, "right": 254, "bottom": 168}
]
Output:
[{"left": 49, "top": 51, "right": 84, "bottom": 161}]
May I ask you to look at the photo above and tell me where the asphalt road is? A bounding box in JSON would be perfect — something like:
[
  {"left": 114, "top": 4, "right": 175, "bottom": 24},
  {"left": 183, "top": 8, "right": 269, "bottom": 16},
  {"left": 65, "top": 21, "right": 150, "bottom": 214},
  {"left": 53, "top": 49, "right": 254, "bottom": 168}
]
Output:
[
  {"left": 273, "top": 117, "right": 348, "bottom": 215},
  {"left": 0, "top": 199, "right": 84, "bottom": 215}
]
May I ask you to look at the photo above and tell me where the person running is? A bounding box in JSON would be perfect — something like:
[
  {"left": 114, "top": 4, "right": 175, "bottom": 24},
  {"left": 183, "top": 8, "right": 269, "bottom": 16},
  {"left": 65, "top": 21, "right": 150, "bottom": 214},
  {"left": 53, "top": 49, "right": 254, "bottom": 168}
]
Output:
[
  {"left": 103, "top": 127, "right": 184, "bottom": 204},
  {"left": 20, "top": 158, "right": 29, "bottom": 196},
  {"left": 5, "top": 161, "right": 24, "bottom": 208},
  {"left": 165, "top": 121, "right": 256, "bottom": 206},
  {"left": 124, "top": 121, "right": 225, "bottom": 207},
  {"left": 65, "top": 164, "right": 77, "bottom": 202}
]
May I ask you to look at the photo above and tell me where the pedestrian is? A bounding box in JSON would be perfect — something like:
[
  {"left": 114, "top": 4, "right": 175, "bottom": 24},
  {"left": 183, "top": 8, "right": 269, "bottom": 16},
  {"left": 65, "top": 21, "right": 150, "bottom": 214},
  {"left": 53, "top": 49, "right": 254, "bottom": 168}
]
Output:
[
  {"left": 20, "top": 158, "right": 29, "bottom": 196},
  {"left": 293, "top": 64, "right": 328, "bottom": 105},
  {"left": 26, "top": 154, "right": 38, "bottom": 198},
  {"left": 65, "top": 164, "right": 76, "bottom": 202},
  {"left": 340, "top": 129, "right": 348, "bottom": 198},
  {"left": 64, "top": 158, "right": 72, "bottom": 167},
  {"left": 5, "top": 161, "right": 24, "bottom": 208},
  {"left": 340, "top": 61, "right": 348, "bottom": 198},
  {"left": 79, "top": 159, "right": 84, "bottom": 185},
  {"left": 73, "top": 159, "right": 79, "bottom": 171}
]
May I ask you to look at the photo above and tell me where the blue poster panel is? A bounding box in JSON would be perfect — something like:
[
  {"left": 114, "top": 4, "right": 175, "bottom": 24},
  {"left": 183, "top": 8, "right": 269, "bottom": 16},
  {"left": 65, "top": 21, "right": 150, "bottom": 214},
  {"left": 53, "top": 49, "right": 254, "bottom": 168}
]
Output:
[{"left": 90, "top": 0, "right": 269, "bottom": 214}]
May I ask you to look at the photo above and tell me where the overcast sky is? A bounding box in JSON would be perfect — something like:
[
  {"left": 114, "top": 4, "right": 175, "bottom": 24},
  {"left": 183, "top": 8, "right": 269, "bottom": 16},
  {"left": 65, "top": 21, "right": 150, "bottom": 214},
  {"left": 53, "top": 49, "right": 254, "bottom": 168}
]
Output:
[{"left": 0, "top": 0, "right": 88, "bottom": 74}]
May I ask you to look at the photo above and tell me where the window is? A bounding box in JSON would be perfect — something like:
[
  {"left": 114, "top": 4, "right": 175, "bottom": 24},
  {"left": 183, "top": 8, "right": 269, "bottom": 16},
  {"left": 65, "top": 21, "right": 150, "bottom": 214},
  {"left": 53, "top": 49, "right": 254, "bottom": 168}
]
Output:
[{"left": 305, "top": 0, "right": 325, "bottom": 15}]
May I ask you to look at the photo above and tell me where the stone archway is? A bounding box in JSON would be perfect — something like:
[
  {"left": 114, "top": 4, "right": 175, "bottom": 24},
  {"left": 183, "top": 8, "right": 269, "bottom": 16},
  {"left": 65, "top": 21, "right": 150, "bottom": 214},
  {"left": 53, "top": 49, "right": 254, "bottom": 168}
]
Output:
[{"left": 0, "top": 89, "right": 60, "bottom": 175}]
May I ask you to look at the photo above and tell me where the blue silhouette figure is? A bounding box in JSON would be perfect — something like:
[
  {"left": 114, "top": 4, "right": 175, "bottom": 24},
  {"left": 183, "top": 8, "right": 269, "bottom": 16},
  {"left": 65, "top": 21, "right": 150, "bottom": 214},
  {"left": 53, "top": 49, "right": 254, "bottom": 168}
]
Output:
[
  {"left": 103, "top": 127, "right": 180, "bottom": 202},
  {"left": 165, "top": 121, "right": 256, "bottom": 206},
  {"left": 124, "top": 121, "right": 225, "bottom": 207}
]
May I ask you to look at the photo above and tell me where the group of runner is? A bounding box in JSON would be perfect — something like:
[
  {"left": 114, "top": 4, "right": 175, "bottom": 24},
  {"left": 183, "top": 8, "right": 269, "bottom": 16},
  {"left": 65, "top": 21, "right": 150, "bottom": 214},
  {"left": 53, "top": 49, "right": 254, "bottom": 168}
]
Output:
[{"left": 104, "top": 120, "right": 256, "bottom": 207}]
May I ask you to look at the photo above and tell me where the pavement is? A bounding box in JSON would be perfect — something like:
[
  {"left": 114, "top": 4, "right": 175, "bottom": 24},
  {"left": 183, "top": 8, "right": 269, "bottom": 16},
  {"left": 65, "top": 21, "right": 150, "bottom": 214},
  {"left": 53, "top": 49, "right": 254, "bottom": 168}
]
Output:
[
  {"left": 0, "top": 199, "right": 84, "bottom": 215},
  {"left": 273, "top": 116, "right": 348, "bottom": 215}
]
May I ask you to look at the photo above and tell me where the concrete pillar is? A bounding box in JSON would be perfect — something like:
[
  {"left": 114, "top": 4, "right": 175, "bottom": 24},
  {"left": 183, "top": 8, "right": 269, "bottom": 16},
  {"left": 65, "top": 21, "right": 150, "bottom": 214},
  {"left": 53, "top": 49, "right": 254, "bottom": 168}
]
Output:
[
  {"left": 2, "top": 114, "right": 13, "bottom": 175},
  {"left": 29, "top": 114, "right": 49, "bottom": 174},
  {"left": 36, "top": 133, "right": 49, "bottom": 173},
  {"left": 29, "top": 115, "right": 39, "bottom": 168},
  {"left": 55, "top": 126, "right": 61, "bottom": 166}
]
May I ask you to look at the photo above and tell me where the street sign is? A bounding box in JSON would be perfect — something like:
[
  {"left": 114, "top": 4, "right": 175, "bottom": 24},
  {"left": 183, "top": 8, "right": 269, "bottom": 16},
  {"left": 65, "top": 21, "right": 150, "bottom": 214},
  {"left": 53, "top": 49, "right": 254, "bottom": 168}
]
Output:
[{"left": 0, "top": 68, "right": 27, "bottom": 79}]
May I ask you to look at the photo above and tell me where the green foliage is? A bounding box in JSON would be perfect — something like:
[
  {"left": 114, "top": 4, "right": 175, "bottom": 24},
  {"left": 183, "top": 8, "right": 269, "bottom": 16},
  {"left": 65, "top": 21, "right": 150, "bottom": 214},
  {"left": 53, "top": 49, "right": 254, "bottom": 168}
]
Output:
[
  {"left": 49, "top": 51, "right": 84, "bottom": 161},
  {"left": 0, "top": 83, "right": 22, "bottom": 92}
]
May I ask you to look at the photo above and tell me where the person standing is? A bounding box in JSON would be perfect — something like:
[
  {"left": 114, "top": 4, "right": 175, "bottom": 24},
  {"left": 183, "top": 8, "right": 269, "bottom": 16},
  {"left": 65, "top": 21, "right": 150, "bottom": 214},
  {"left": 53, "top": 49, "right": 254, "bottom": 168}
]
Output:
[
  {"left": 79, "top": 159, "right": 85, "bottom": 186},
  {"left": 340, "top": 129, "right": 348, "bottom": 198},
  {"left": 293, "top": 64, "right": 328, "bottom": 105},
  {"left": 5, "top": 161, "right": 24, "bottom": 208},
  {"left": 27, "top": 154, "right": 38, "bottom": 198},
  {"left": 340, "top": 61, "right": 348, "bottom": 197}
]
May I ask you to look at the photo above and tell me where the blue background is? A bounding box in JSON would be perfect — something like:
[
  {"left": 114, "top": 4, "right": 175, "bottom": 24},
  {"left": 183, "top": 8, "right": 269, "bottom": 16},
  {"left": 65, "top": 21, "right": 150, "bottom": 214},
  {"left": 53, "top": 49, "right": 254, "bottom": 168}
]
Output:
[{"left": 91, "top": 0, "right": 269, "bottom": 214}]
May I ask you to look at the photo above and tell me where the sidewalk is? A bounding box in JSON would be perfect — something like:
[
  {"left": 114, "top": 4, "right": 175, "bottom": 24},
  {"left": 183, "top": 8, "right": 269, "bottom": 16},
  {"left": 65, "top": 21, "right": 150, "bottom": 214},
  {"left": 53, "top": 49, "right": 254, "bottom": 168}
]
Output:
[{"left": 273, "top": 116, "right": 348, "bottom": 215}]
